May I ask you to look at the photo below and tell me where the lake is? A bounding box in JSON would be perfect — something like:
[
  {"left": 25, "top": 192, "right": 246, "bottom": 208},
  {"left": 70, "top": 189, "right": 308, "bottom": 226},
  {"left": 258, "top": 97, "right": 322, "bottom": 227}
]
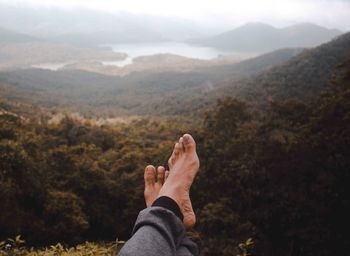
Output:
[
  {"left": 101, "top": 42, "right": 255, "bottom": 67},
  {"left": 31, "top": 62, "right": 73, "bottom": 71},
  {"left": 31, "top": 42, "right": 256, "bottom": 70}
]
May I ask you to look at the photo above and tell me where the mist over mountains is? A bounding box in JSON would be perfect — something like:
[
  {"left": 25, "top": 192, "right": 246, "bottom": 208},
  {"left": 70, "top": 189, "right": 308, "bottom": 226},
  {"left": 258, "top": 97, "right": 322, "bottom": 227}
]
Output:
[
  {"left": 0, "top": 4, "right": 207, "bottom": 45},
  {"left": 0, "top": 27, "right": 40, "bottom": 43},
  {"left": 189, "top": 22, "right": 342, "bottom": 52},
  {"left": 0, "top": 3, "right": 343, "bottom": 52}
]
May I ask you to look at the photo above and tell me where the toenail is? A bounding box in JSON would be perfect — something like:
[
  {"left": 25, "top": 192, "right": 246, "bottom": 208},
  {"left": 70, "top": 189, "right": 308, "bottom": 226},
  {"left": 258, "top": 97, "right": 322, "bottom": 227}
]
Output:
[{"left": 183, "top": 135, "right": 190, "bottom": 142}]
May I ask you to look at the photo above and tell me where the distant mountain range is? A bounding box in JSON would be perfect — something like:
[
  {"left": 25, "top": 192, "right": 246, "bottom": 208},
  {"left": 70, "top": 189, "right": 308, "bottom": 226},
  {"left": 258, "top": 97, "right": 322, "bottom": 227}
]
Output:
[
  {"left": 0, "top": 3, "right": 343, "bottom": 51},
  {"left": 231, "top": 30, "right": 350, "bottom": 101},
  {"left": 0, "top": 4, "right": 207, "bottom": 46},
  {"left": 0, "top": 47, "right": 302, "bottom": 117},
  {"left": 187, "top": 31, "right": 350, "bottom": 112},
  {"left": 0, "top": 30, "right": 349, "bottom": 117},
  {"left": 188, "top": 22, "right": 342, "bottom": 52},
  {"left": 0, "top": 27, "right": 39, "bottom": 43}
]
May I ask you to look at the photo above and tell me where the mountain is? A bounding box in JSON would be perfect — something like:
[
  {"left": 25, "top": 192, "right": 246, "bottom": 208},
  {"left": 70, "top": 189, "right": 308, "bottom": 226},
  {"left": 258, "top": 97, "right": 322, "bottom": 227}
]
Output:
[
  {"left": 189, "top": 22, "right": 342, "bottom": 52},
  {"left": 205, "top": 48, "right": 304, "bottom": 76},
  {"left": 157, "top": 31, "right": 350, "bottom": 115},
  {"left": 1, "top": 32, "right": 348, "bottom": 118},
  {"left": 0, "top": 27, "right": 39, "bottom": 43},
  {"left": 0, "top": 4, "right": 206, "bottom": 46},
  {"left": 0, "top": 47, "right": 301, "bottom": 117},
  {"left": 231, "top": 31, "right": 350, "bottom": 101}
]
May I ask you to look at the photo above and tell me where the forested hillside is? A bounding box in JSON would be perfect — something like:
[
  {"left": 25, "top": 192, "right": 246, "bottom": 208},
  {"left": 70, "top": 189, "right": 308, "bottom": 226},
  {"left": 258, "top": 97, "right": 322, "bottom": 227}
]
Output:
[
  {"left": 2, "top": 29, "right": 345, "bottom": 119},
  {"left": 186, "top": 32, "right": 349, "bottom": 114},
  {"left": 0, "top": 47, "right": 301, "bottom": 117},
  {"left": 0, "top": 115, "right": 188, "bottom": 244},
  {"left": 171, "top": 31, "right": 350, "bottom": 114},
  {"left": 193, "top": 60, "right": 350, "bottom": 255},
  {"left": 232, "top": 31, "right": 350, "bottom": 101}
]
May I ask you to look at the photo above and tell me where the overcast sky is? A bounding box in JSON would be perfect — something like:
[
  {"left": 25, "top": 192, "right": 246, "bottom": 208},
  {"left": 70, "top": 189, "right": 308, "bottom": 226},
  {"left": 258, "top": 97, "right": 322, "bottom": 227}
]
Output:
[{"left": 1, "top": 0, "right": 349, "bottom": 31}]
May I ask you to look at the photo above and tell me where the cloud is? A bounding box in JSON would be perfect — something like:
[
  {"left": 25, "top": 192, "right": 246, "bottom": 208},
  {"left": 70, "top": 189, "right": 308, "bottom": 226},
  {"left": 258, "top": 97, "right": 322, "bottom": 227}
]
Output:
[{"left": 0, "top": 0, "right": 349, "bottom": 31}]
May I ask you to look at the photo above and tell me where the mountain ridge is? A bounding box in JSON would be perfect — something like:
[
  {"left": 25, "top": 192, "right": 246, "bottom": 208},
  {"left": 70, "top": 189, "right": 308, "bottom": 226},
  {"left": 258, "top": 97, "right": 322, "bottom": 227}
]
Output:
[
  {"left": 0, "top": 4, "right": 207, "bottom": 46},
  {"left": 188, "top": 22, "right": 342, "bottom": 52},
  {"left": 0, "top": 47, "right": 302, "bottom": 117},
  {"left": 1, "top": 32, "right": 349, "bottom": 117},
  {"left": 0, "top": 26, "right": 40, "bottom": 43},
  {"left": 161, "top": 31, "right": 350, "bottom": 115}
]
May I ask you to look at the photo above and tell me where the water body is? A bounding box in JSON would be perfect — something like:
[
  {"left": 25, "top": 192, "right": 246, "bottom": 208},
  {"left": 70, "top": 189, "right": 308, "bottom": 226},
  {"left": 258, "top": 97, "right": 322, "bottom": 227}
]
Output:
[
  {"left": 31, "top": 62, "right": 72, "bottom": 71},
  {"left": 32, "top": 42, "right": 256, "bottom": 70},
  {"left": 101, "top": 42, "right": 255, "bottom": 67}
]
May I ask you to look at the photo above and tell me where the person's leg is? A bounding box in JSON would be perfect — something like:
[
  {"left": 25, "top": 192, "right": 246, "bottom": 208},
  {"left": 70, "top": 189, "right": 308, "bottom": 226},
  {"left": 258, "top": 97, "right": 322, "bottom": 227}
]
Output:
[
  {"left": 118, "top": 134, "right": 200, "bottom": 256},
  {"left": 176, "top": 236, "right": 199, "bottom": 256},
  {"left": 144, "top": 165, "right": 199, "bottom": 256},
  {"left": 159, "top": 135, "right": 199, "bottom": 229},
  {"left": 118, "top": 206, "right": 190, "bottom": 256}
]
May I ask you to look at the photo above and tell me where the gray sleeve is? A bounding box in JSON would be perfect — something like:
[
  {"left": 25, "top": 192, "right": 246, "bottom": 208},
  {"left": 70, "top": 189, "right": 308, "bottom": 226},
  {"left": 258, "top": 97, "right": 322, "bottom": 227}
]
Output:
[
  {"left": 176, "top": 236, "right": 199, "bottom": 256},
  {"left": 118, "top": 206, "right": 198, "bottom": 256}
]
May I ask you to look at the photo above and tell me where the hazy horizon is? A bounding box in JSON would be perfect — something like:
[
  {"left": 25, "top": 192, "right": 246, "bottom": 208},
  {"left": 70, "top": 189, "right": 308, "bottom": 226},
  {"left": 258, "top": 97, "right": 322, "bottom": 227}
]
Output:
[{"left": 0, "top": 0, "right": 349, "bottom": 32}]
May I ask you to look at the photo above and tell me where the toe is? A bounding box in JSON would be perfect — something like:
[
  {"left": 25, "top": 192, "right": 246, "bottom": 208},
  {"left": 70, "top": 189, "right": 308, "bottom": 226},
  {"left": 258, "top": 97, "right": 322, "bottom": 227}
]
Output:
[
  {"left": 168, "top": 157, "right": 174, "bottom": 169},
  {"left": 165, "top": 170, "right": 170, "bottom": 181},
  {"left": 144, "top": 165, "right": 156, "bottom": 186},
  {"left": 156, "top": 166, "right": 165, "bottom": 184},
  {"left": 168, "top": 150, "right": 176, "bottom": 168},
  {"left": 174, "top": 142, "right": 180, "bottom": 156},
  {"left": 179, "top": 137, "right": 185, "bottom": 153},
  {"left": 183, "top": 134, "right": 196, "bottom": 152}
]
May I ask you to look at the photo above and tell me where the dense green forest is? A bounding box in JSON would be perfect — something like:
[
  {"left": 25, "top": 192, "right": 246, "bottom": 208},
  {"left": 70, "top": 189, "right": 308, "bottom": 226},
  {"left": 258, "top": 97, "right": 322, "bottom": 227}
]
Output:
[
  {"left": 0, "top": 47, "right": 301, "bottom": 117},
  {"left": 194, "top": 61, "right": 350, "bottom": 255},
  {"left": 1, "top": 33, "right": 347, "bottom": 119},
  {"left": 1, "top": 56, "right": 349, "bottom": 255}
]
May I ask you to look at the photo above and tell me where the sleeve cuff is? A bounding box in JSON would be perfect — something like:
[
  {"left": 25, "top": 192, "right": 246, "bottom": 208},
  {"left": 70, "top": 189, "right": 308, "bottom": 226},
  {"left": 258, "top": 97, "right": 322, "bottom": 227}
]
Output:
[{"left": 151, "top": 196, "right": 184, "bottom": 221}]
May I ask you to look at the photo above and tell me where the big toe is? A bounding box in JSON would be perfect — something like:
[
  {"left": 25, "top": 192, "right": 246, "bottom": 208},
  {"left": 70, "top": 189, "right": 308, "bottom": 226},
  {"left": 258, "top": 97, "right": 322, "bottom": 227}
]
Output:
[
  {"left": 144, "top": 165, "right": 156, "bottom": 186},
  {"left": 183, "top": 134, "right": 196, "bottom": 152}
]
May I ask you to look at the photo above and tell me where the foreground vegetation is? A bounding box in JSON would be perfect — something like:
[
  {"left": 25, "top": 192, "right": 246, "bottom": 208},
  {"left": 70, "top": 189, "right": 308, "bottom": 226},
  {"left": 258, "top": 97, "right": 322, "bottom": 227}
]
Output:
[
  {"left": 0, "top": 236, "right": 122, "bottom": 255},
  {"left": 0, "top": 236, "right": 257, "bottom": 256}
]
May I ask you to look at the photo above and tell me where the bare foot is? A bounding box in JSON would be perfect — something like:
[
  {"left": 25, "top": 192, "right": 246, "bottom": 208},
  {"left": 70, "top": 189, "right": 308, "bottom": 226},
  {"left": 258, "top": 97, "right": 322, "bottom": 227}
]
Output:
[
  {"left": 158, "top": 134, "right": 200, "bottom": 229},
  {"left": 144, "top": 165, "right": 169, "bottom": 207}
]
